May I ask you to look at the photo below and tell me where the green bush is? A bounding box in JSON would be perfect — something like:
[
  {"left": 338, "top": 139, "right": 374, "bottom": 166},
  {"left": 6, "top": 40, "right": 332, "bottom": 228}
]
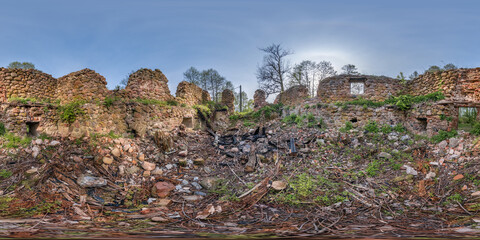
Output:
[
  {"left": 380, "top": 125, "right": 393, "bottom": 134},
  {"left": 431, "top": 130, "right": 457, "bottom": 143},
  {"left": 58, "top": 100, "right": 86, "bottom": 124},
  {"left": 0, "top": 169, "right": 12, "bottom": 179},
  {"left": 0, "top": 123, "right": 5, "bottom": 136},
  {"left": 2, "top": 133, "right": 31, "bottom": 148},
  {"left": 282, "top": 114, "right": 298, "bottom": 124},
  {"left": 166, "top": 99, "right": 178, "bottom": 106},
  {"left": 8, "top": 97, "right": 37, "bottom": 104},
  {"left": 364, "top": 121, "right": 379, "bottom": 133},
  {"left": 366, "top": 160, "right": 381, "bottom": 177},
  {"left": 103, "top": 96, "right": 118, "bottom": 108},
  {"left": 393, "top": 124, "right": 406, "bottom": 133},
  {"left": 471, "top": 122, "right": 480, "bottom": 135},
  {"left": 339, "top": 121, "right": 354, "bottom": 133}
]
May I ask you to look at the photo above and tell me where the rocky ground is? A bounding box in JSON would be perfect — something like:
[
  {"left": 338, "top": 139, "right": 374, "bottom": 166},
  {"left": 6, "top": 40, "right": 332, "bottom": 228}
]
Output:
[{"left": 1, "top": 107, "right": 480, "bottom": 238}]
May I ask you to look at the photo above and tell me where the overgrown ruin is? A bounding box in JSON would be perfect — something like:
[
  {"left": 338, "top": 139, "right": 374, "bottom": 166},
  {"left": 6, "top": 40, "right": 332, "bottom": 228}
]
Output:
[{"left": 2, "top": 67, "right": 480, "bottom": 237}]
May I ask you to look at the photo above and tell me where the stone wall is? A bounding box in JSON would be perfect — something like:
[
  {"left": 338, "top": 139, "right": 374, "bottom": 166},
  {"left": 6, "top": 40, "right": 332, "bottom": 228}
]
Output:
[
  {"left": 274, "top": 85, "right": 309, "bottom": 105},
  {"left": 125, "top": 69, "right": 174, "bottom": 101},
  {"left": 57, "top": 69, "right": 109, "bottom": 104},
  {"left": 175, "top": 81, "right": 211, "bottom": 106},
  {"left": 407, "top": 68, "right": 480, "bottom": 102},
  {"left": 0, "top": 68, "right": 57, "bottom": 102},
  {"left": 253, "top": 89, "right": 267, "bottom": 109},
  {"left": 317, "top": 75, "right": 404, "bottom": 103},
  {"left": 221, "top": 89, "right": 234, "bottom": 114}
]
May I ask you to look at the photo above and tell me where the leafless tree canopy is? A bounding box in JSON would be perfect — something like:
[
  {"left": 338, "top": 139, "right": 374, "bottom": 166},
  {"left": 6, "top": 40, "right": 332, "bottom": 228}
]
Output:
[
  {"left": 289, "top": 60, "right": 336, "bottom": 97},
  {"left": 341, "top": 64, "right": 359, "bottom": 75},
  {"left": 256, "top": 43, "right": 292, "bottom": 97}
]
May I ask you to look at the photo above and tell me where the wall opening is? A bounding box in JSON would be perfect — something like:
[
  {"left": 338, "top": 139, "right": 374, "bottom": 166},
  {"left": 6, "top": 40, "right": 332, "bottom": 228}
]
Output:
[
  {"left": 350, "top": 118, "right": 358, "bottom": 123},
  {"left": 349, "top": 78, "right": 366, "bottom": 95},
  {"left": 416, "top": 118, "right": 427, "bottom": 131},
  {"left": 458, "top": 107, "right": 478, "bottom": 131},
  {"left": 182, "top": 117, "right": 193, "bottom": 128},
  {"left": 26, "top": 122, "right": 39, "bottom": 137}
]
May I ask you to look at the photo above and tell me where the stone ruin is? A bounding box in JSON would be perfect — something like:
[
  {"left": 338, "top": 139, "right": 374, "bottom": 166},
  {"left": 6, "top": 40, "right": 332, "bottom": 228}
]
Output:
[
  {"left": 221, "top": 89, "right": 235, "bottom": 114},
  {"left": 266, "top": 68, "right": 480, "bottom": 137},
  {"left": 253, "top": 89, "right": 267, "bottom": 109},
  {"left": 274, "top": 85, "right": 309, "bottom": 105},
  {"left": 0, "top": 67, "right": 226, "bottom": 138},
  {"left": 317, "top": 74, "right": 403, "bottom": 103}
]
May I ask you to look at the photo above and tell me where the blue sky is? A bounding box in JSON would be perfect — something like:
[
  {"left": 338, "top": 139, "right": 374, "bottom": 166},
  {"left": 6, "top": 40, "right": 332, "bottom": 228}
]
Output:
[{"left": 1, "top": 0, "right": 479, "bottom": 100}]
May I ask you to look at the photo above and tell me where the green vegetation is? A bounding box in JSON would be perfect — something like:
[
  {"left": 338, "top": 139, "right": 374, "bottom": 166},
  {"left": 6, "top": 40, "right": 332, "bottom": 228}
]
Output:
[
  {"left": 339, "top": 121, "right": 354, "bottom": 133},
  {"left": 364, "top": 121, "right": 379, "bottom": 133},
  {"left": 431, "top": 130, "right": 458, "bottom": 143},
  {"left": 2, "top": 133, "right": 31, "bottom": 148},
  {"left": 0, "top": 122, "right": 5, "bottom": 136},
  {"left": 366, "top": 160, "right": 381, "bottom": 177},
  {"left": 103, "top": 96, "right": 120, "bottom": 108},
  {"left": 229, "top": 104, "right": 283, "bottom": 123},
  {"left": 7, "top": 61, "right": 35, "bottom": 69},
  {"left": 0, "top": 169, "right": 12, "bottom": 179},
  {"left": 334, "top": 92, "right": 445, "bottom": 111},
  {"left": 134, "top": 98, "right": 179, "bottom": 107},
  {"left": 58, "top": 100, "right": 86, "bottom": 124},
  {"left": 8, "top": 97, "right": 37, "bottom": 104}
]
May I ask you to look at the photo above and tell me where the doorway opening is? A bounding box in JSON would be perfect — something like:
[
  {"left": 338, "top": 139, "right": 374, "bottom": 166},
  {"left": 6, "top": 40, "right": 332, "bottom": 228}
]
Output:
[{"left": 26, "top": 122, "right": 39, "bottom": 137}]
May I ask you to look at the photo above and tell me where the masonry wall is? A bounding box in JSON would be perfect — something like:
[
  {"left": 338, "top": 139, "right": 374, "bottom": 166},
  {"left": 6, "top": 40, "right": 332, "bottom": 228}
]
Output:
[
  {"left": 125, "top": 69, "right": 174, "bottom": 101},
  {"left": 407, "top": 68, "right": 480, "bottom": 102},
  {"left": 0, "top": 68, "right": 57, "bottom": 102},
  {"left": 56, "top": 69, "right": 109, "bottom": 104},
  {"left": 317, "top": 75, "right": 405, "bottom": 103},
  {"left": 176, "top": 81, "right": 211, "bottom": 106}
]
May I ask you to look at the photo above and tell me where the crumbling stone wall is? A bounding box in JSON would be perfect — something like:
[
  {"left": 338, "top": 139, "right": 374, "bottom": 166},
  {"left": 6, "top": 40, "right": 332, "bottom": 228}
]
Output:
[
  {"left": 317, "top": 75, "right": 404, "bottom": 103},
  {"left": 176, "top": 81, "right": 211, "bottom": 106},
  {"left": 0, "top": 68, "right": 57, "bottom": 102},
  {"left": 57, "top": 69, "right": 109, "bottom": 104},
  {"left": 407, "top": 68, "right": 480, "bottom": 102},
  {"left": 221, "top": 89, "right": 235, "bottom": 114},
  {"left": 0, "top": 103, "right": 58, "bottom": 136},
  {"left": 275, "top": 85, "right": 309, "bottom": 105},
  {"left": 125, "top": 69, "right": 174, "bottom": 101},
  {"left": 253, "top": 89, "right": 267, "bottom": 109}
]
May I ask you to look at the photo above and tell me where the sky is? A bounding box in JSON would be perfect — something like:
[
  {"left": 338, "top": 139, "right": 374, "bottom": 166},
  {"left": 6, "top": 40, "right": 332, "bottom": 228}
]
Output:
[{"left": 1, "top": 0, "right": 479, "bottom": 101}]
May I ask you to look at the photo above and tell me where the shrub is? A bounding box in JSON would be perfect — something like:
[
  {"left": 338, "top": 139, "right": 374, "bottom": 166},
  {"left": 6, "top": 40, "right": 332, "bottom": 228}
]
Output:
[
  {"left": 393, "top": 124, "right": 406, "bottom": 133},
  {"left": 380, "top": 124, "right": 393, "bottom": 134},
  {"left": 0, "top": 123, "right": 5, "bottom": 136},
  {"left": 364, "top": 121, "right": 379, "bottom": 133},
  {"left": 339, "top": 121, "right": 354, "bottom": 133},
  {"left": 58, "top": 100, "right": 86, "bottom": 124},
  {"left": 366, "top": 160, "right": 381, "bottom": 177},
  {"left": 471, "top": 122, "right": 480, "bottom": 135},
  {"left": 0, "top": 169, "right": 12, "bottom": 179},
  {"left": 103, "top": 96, "right": 118, "bottom": 108},
  {"left": 431, "top": 130, "right": 457, "bottom": 143},
  {"left": 282, "top": 114, "right": 298, "bottom": 124},
  {"left": 166, "top": 99, "right": 178, "bottom": 106}
]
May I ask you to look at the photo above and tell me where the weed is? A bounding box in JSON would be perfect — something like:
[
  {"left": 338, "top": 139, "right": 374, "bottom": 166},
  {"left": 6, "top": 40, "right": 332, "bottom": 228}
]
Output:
[
  {"left": 282, "top": 114, "right": 298, "bottom": 124},
  {"left": 2, "top": 133, "right": 31, "bottom": 148},
  {"left": 393, "top": 124, "right": 406, "bottom": 133},
  {"left": 364, "top": 121, "right": 379, "bottom": 133},
  {"left": 339, "top": 121, "right": 354, "bottom": 133},
  {"left": 0, "top": 169, "right": 12, "bottom": 178},
  {"left": 0, "top": 122, "right": 5, "bottom": 136},
  {"left": 103, "top": 96, "right": 119, "bottom": 108},
  {"left": 366, "top": 159, "right": 381, "bottom": 177},
  {"left": 431, "top": 130, "right": 457, "bottom": 143},
  {"left": 447, "top": 193, "right": 463, "bottom": 203},
  {"left": 58, "top": 100, "right": 86, "bottom": 124},
  {"left": 8, "top": 97, "right": 37, "bottom": 104}
]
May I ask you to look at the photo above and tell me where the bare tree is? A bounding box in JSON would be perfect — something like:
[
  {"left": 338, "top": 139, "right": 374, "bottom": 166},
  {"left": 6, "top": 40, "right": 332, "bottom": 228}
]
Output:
[
  {"left": 341, "top": 64, "right": 359, "bottom": 75},
  {"left": 256, "top": 43, "right": 292, "bottom": 96},
  {"left": 289, "top": 60, "right": 336, "bottom": 96},
  {"left": 443, "top": 63, "right": 457, "bottom": 70},
  {"left": 201, "top": 69, "right": 226, "bottom": 102},
  {"left": 183, "top": 67, "right": 201, "bottom": 85}
]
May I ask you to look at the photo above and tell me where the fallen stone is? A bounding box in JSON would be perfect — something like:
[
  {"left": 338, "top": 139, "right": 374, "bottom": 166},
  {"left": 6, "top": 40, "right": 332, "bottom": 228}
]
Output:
[
  {"left": 193, "top": 158, "right": 205, "bottom": 165},
  {"left": 138, "top": 153, "right": 145, "bottom": 161},
  {"left": 453, "top": 174, "right": 464, "bottom": 180},
  {"left": 404, "top": 165, "right": 418, "bottom": 176},
  {"left": 425, "top": 172, "right": 436, "bottom": 180},
  {"left": 178, "top": 150, "right": 188, "bottom": 157},
  {"left": 103, "top": 156, "right": 114, "bottom": 165},
  {"left": 182, "top": 195, "right": 203, "bottom": 201},
  {"left": 151, "top": 167, "right": 163, "bottom": 175},
  {"left": 156, "top": 199, "right": 172, "bottom": 206},
  {"left": 111, "top": 148, "right": 121, "bottom": 157},
  {"left": 31, "top": 146, "right": 40, "bottom": 158},
  {"left": 126, "top": 166, "right": 140, "bottom": 174},
  {"left": 153, "top": 181, "right": 175, "bottom": 198},
  {"left": 151, "top": 216, "right": 168, "bottom": 222},
  {"left": 26, "top": 167, "right": 38, "bottom": 174},
  {"left": 272, "top": 180, "right": 287, "bottom": 191},
  {"left": 471, "top": 191, "right": 480, "bottom": 197},
  {"left": 34, "top": 139, "right": 43, "bottom": 145},
  {"left": 449, "top": 138, "right": 460, "bottom": 148},
  {"left": 378, "top": 152, "right": 392, "bottom": 159},
  {"left": 142, "top": 161, "right": 156, "bottom": 171},
  {"left": 438, "top": 140, "right": 448, "bottom": 149},
  {"left": 49, "top": 140, "right": 60, "bottom": 146},
  {"left": 77, "top": 174, "right": 107, "bottom": 188}
]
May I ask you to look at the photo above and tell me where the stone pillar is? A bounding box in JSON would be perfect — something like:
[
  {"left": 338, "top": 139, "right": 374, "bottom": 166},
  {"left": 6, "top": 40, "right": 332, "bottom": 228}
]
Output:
[
  {"left": 253, "top": 89, "right": 267, "bottom": 109},
  {"left": 221, "top": 89, "right": 235, "bottom": 114}
]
